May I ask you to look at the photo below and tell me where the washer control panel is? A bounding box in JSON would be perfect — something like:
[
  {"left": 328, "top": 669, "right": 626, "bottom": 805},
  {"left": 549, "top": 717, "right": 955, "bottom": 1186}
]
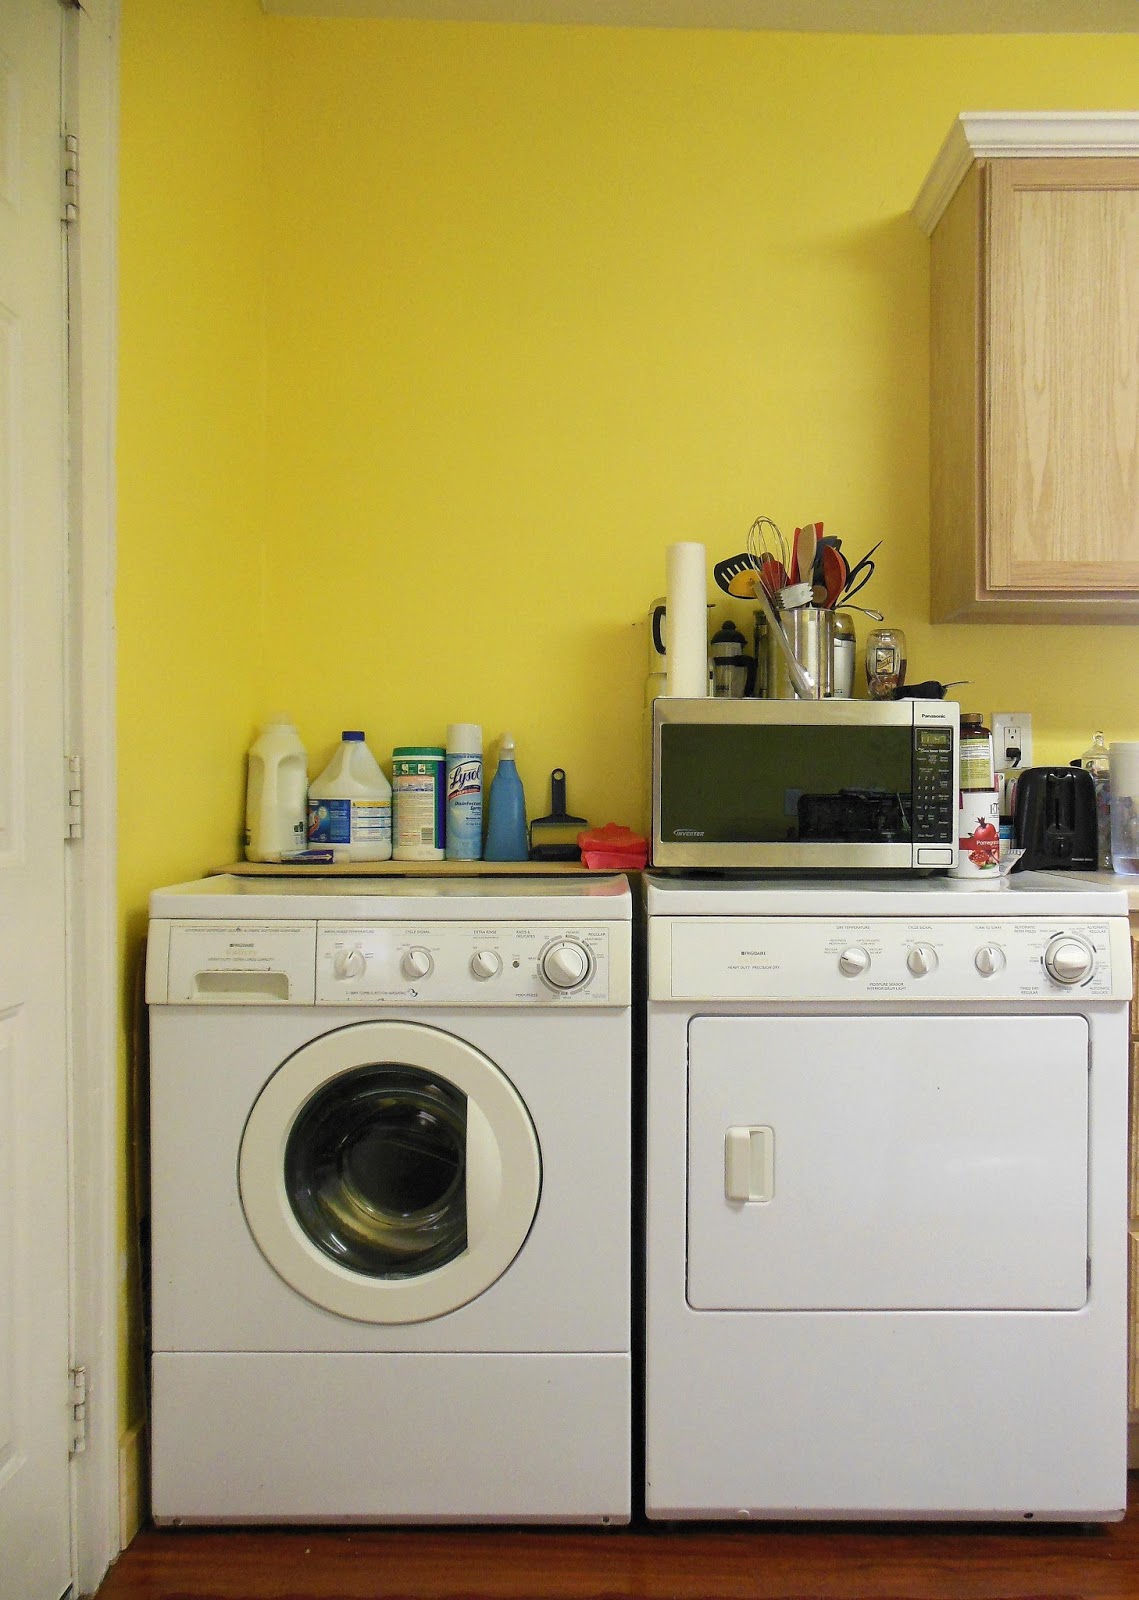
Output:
[
  {"left": 317, "top": 922, "right": 616, "bottom": 1004},
  {"left": 145, "top": 918, "right": 627, "bottom": 1005},
  {"left": 652, "top": 916, "right": 1131, "bottom": 1003}
]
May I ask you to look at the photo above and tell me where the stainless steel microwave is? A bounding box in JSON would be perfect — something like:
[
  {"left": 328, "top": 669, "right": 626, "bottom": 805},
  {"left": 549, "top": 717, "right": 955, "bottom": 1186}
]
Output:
[{"left": 651, "top": 698, "right": 960, "bottom": 871}]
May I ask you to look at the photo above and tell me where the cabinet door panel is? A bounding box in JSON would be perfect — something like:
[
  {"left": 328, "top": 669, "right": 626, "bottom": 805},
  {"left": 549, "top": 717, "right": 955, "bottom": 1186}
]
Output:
[{"left": 988, "top": 158, "right": 1139, "bottom": 592}]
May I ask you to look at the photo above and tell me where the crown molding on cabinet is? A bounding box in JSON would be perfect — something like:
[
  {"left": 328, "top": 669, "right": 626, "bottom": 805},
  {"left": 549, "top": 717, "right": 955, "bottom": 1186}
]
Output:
[
  {"left": 912, "top": 110, "right": 1139, "bottom": 234},
  {"left": 261, "top": 0, "right": 1139, "bottom": 30}
]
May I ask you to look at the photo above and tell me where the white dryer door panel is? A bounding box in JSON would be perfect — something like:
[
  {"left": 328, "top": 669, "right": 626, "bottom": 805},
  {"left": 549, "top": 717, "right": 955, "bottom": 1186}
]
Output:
[{"left": 687, "top": 1015, "right": 1089, "bottom": 1311}]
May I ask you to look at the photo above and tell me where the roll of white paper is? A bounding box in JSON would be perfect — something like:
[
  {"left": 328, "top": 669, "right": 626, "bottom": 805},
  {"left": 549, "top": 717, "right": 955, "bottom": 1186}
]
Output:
[{"left": 665, "top": 542, "right": 708, "bottom": 698}]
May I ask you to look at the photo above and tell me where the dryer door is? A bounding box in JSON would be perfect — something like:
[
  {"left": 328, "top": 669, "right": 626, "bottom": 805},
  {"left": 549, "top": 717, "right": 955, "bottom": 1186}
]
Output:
[{"left": 239, "top": 1020, "right": 541, "bottom": 1323}]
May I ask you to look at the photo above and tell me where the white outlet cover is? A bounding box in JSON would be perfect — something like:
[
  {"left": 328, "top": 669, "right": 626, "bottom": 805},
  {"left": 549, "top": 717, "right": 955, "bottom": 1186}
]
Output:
[{"left": 991, "top": 713, "right": 1033, "bottom": 771}]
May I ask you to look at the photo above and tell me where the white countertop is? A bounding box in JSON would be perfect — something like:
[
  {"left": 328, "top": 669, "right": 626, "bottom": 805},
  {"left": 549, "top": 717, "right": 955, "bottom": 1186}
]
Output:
[
  {"left": 1059, "top": 870, "right": 1139, "bottom": 914},
  {"left": 645, "top": 869, "right": 1130, "bottom": 919}
]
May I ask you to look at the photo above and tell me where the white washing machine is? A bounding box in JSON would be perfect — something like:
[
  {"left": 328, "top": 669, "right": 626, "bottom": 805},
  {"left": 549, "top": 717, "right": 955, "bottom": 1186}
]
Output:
[
  {"left": 146, "top": 874, "right": 632, "bottom": 1525},
  {"left": 645, "top": 871, "right": 1131, "bottom": 1521}
]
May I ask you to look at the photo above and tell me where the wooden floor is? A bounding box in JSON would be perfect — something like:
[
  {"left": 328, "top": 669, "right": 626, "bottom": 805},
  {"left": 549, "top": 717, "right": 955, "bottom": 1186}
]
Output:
[{"left": 95, "top": 1478, "right": 1139, "bottom": 1600}]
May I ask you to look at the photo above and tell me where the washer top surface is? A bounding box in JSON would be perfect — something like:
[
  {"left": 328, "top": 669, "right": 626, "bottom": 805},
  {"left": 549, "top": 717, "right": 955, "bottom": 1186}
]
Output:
[
  {"left": 150, "top": 873, "right": 632, "bottom": 922},
  {"left": 644, "top": 869, "right": 1128, "bottom": 919}
]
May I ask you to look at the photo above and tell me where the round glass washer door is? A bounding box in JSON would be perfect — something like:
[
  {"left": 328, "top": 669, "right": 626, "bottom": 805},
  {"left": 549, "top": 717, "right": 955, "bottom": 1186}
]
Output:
[{"left": 239, "top": 1021, "right": 541, "bottom": 1324}]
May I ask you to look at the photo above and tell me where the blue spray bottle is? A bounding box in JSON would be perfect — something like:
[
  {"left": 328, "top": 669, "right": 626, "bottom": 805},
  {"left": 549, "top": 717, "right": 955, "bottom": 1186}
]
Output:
[{"left": 483, "top": 732, "right": 528, "bottom": 861}]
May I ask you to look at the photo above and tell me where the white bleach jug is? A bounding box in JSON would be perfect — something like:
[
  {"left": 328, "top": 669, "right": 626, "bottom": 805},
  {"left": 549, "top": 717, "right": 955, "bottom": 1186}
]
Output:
[
  {"left": 244, "top": 715, "right": 308, "bottom": 862},
  {"left": 307, "top": 731, "right": 393, "bottom": 861}
]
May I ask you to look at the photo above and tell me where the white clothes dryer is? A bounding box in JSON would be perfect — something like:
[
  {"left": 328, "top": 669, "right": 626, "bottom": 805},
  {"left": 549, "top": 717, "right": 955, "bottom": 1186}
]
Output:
[
  {"left": 146, "top": 874, "right": 632, "bottom": 1524},
  {"left": 644, "top": 871, "right": 1131, "bottom": 1522}
]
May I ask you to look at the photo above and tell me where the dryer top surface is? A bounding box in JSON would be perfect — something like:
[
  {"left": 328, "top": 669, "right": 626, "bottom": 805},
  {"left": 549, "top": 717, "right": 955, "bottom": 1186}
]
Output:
[
  {"left": 644, "top": 870, "right": 1129, "bottom": 920},
  {"left": 150, "top": 873, "right": 632, "bottom": 922}
]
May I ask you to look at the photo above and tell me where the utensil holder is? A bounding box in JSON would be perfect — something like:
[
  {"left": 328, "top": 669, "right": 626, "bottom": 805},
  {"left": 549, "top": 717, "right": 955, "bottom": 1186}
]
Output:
[{"left": 765, "top": 606, "right": 835, "bottom": 700}]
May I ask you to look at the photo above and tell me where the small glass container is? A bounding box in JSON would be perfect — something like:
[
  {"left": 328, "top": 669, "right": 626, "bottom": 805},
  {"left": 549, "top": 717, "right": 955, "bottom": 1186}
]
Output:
[{"left": 864, "top": 627, "right": 906, "bottom": 700}]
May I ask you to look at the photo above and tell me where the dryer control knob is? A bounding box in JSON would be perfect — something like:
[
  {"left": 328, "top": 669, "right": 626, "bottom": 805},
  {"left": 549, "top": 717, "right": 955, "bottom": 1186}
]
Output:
[
  {"left": 906, "top": 944, "right": 937, "bottom": 976},
  {"left": 1044, "top": 935, "right": 1095, "bottom": 986},
  {"left": 838, "top": 946, "right": 871, "bottom": 977},
  {"left": 975, "top": 943, "right": 1005, "bottom": 976},
  {"left": 540, "top": 940, "right": 592, "bottom": 990},
  {"left": 401, "top": 948, "right": 434, "bottom": 980},
  {"left": 333, "top": 948, "right": 366, "bottom": 980},
  {"left": 470, "top": 949, "right": 502, "bottom": 980}
]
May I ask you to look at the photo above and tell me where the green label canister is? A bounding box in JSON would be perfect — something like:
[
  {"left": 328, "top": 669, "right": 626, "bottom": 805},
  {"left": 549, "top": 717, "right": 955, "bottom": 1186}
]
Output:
[{"left": 392, "top": 746, "right": 446, "bottom": 861}]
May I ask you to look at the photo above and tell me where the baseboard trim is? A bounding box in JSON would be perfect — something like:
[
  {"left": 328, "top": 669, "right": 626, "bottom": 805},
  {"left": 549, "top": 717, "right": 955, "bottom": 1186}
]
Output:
[{"left": 118, "top": 1421, "right": 148, "bottom": 1547}]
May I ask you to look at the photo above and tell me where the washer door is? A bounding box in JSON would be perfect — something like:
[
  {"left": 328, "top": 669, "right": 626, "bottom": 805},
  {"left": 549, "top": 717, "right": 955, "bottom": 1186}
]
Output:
[{"left": 239, "top": 1021, "right": 541, "bottom": 1323}]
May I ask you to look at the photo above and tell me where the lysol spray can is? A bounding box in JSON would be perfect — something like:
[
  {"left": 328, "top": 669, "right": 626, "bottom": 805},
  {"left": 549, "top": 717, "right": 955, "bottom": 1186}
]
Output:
[
  {"left": 392, "top": 746, "right": 445, "bottom": 861},
  {"left": 445, "top": 723, "right": 483, "bottom": 860}
]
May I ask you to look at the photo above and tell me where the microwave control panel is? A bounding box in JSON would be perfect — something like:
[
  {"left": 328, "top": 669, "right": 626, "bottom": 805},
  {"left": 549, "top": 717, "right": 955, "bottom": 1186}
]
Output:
[{"left": 913, "top": 728, "right": 956, "bottom": 844}]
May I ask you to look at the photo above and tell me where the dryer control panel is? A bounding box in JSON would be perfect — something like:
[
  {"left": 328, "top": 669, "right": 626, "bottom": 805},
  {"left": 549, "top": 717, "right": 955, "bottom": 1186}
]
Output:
[
  {"left": 650, "top": 915, "right": 1132, "bottom": 1003},
  {"left": 147, "top": 919, "right": 629, "bottom": 1006}
]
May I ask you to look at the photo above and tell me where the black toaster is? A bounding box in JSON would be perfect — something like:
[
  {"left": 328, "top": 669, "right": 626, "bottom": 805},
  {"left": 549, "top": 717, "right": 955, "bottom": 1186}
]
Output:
[{"left": 1012, "top": 766, "right": 1097, "bottom": 871}]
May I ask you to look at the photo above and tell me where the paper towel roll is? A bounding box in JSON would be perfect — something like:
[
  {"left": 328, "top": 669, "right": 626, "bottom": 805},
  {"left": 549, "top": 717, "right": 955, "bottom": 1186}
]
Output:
[{"left": 665, "top": 541, "right": 708, "bottom": 698}]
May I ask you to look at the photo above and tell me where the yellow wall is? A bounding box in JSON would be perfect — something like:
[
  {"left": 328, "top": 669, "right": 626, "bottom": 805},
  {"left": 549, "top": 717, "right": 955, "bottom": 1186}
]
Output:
[
  {"left": 117, "top": 0, "right": 266, "bottom": 1425},
  {"left": 261, "top": 21, "right": 1139, "bottom": 806},
  {"left": 118, "top": 7, "right": 1139, "bottom": 1431}
]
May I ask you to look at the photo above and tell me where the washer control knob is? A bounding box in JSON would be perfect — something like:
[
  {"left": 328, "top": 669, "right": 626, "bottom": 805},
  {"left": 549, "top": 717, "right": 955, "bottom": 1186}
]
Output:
[
  {"left": 1044, "top": 935, "right": 1095, "bottom": 986},
  {"left": 906, "top": 944, "right": 937, "bottom": 977},
  {"left": 838, "top": 946, "right": 871, "bottom": 978},
  {"left": 470, "top": 949, "right": 502, "bottom": 980},
  {"left": 333, "top": 948, "right": 366, "bottom": 981},
  {"left": 975, "top": 943, "right": 1005, "bottom": 977},
  {"left": 540, "top": 940, "right": 592, "bottom": 990},
  {"left": 401, "top": 947, "right": 434, "bottom": 980}
]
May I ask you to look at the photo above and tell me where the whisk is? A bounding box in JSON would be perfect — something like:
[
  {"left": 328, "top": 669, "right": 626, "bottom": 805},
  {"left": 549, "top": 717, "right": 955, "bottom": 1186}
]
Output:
[{"left": 745, "top": 516, "right": 789, "bottom": 599}]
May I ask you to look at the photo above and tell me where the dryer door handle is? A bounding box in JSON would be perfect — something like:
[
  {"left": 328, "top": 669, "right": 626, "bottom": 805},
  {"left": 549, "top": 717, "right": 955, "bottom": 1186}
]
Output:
[{"left": 724, "top": 1125, "right": 775, "bottom": 1204}]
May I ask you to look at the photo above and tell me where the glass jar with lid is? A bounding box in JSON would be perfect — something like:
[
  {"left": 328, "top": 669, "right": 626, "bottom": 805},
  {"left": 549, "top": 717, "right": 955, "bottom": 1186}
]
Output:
[{"left": 864, "top": 627, "right": 906, "bottom": 700}]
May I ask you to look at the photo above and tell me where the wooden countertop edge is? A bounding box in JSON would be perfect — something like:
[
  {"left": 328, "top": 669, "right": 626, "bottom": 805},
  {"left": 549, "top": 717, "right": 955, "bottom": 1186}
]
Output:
[{"left": 212, "top": 860, "right": 630, "bottom": 878}]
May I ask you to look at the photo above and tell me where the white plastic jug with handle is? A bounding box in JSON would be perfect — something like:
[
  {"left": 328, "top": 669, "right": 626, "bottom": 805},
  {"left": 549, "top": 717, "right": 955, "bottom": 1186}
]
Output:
[
  {"left": 244, "top": 716, "right": 308, "bottom": 861},
  {"left": 307, "top": 731, "right": 392, "bottom": 861}
]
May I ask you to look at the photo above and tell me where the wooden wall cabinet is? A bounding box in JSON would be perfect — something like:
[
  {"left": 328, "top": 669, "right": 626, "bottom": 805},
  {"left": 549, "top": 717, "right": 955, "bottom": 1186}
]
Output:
[{"left": 914, "top": 114, "right": 1139, "bottom": 623}]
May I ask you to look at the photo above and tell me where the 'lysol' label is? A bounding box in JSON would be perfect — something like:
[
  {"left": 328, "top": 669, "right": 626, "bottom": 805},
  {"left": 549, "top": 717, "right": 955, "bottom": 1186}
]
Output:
[{"left": 445, "top": 754, "right": 483, "bottom": 860}]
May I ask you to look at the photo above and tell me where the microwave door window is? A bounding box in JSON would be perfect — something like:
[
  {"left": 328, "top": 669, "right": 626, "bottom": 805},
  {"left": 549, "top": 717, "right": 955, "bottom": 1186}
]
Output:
[{"left": 660, "top": 725, "right": 914, "bottom": 844}]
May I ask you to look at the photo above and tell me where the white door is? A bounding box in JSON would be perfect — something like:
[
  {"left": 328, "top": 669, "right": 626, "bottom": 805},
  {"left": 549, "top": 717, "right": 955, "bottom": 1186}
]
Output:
[
  {"left": 0, "top": 2, "right": 74, "bottom": 1596},
  {"left": 687, "top": 1014, "right": 1091, "bottom": 1311}
]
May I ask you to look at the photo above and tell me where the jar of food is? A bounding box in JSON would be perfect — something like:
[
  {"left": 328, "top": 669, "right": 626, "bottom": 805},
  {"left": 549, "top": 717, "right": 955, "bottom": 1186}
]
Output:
[
  {"left": 959, "top": 713, "right": 996, "bottom": 792},
  {"left": 864, "top": 627, "right": 906, "bottom": 700}
]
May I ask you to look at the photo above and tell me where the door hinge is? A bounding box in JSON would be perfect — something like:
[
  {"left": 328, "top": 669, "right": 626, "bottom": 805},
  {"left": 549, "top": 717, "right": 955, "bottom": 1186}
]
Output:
[
  {"left": 69, "top": 1366, "right": 87, "bottom": 1456},
  {"left": 65, "top": 755, "right": 83, "bottom": 840},
  {"left": 62, "top": 131, "right": 78, "bottom": 225}
]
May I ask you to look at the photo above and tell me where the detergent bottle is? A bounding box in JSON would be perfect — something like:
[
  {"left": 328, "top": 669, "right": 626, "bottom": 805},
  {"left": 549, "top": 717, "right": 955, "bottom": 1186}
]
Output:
[
  {"left": 483, "top": 733, "right": 528, "bottom": 861},
  {"left": 244, "top": 716, "right": 308, "bottom": 861},
  {"left": 307, "top": 732, "right": 392, "bottom": 861}
]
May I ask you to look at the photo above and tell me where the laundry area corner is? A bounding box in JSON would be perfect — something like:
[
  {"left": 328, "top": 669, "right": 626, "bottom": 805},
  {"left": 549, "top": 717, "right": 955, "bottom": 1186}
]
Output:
[{"left": 90, "top": 0, "right": 1139, "bottom": 1593}]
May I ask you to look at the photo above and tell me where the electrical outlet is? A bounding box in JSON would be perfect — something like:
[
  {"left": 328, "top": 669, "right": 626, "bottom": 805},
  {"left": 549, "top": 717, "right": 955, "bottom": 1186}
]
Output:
[{"left": 991, "top": 713, "right": 1033, "bottom": 773}]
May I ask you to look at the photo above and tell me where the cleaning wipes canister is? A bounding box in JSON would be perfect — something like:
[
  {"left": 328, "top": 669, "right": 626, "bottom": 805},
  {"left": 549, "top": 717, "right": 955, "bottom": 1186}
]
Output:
[
  {"left": 392, "top": 746, "right": 446, "bottom": 861},
  {"left": 445, "top": 723, "right": 483, "bottom": 860},
  {"left": 306, "top": 731, "right": 392, "bottom": 861}
]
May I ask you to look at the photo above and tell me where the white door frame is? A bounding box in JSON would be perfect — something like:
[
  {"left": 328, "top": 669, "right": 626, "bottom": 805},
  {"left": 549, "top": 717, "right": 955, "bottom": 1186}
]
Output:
[{"left": 62, "top": 0, "right": 120, "bottom": 1592}]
